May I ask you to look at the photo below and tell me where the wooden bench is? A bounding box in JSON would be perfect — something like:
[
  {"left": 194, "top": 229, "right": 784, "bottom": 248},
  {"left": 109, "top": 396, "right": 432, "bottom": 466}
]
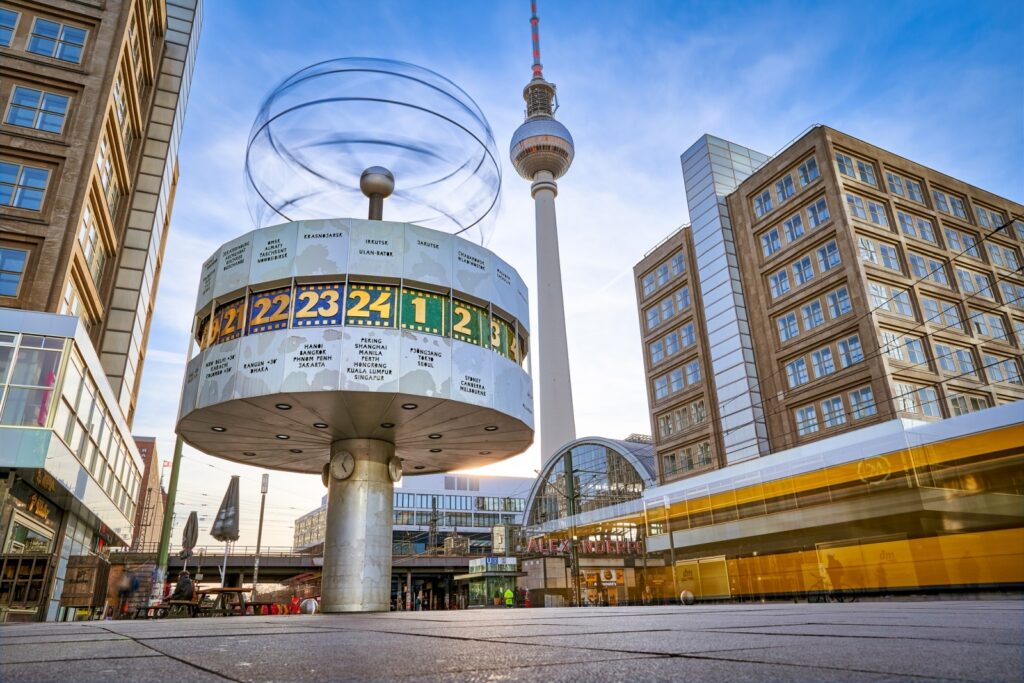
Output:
[{"left": 131, "top": 596, "right": 199, "bottom": 619}]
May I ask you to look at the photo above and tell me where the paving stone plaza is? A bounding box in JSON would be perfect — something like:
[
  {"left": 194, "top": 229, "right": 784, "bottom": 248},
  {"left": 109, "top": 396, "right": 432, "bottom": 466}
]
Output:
[{"left": 1, "top": 600, "right": 1021, "bottom": 682}]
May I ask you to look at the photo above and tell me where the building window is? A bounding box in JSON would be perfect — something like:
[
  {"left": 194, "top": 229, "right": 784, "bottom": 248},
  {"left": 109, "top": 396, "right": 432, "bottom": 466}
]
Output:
[
  {"left": 77, "top": 205, "right": 106, "bottom": 284},
  {"left": 649, "top": 339, "right": 665, "bottom": 364},
  {"left": 879, "top": 243, "right": 900, "bottom": 271},
  {"left": 0, "top": 247, "right": 28, "bottom": 297},
  {"left": 656, "top": 263, "right": 670, "bottom": 287},
  {"left": 777, "top": 312, "right": 799, "bottom": 342},
  {"left": 835, "top": 153, "right": 856, "bottom": 179},
  {"left": 0, "top": 334, "right": 64, "bottom": 426},
  {"left": 867, "top": 200, "right": 889, "bottom": 227},
  {"left": 955, "top": 348, "right": 977, "bottom": 377},
  {"left": 885, "top": 171, "right": 905, "bottom": 197},
  {"left": 653, "top": 376, "right": 669, "bottom": 400},
  {"left": 933, "top": 344, "right": 954, "bottom": 372},
  {"left": 665, "top": 330, "right": 680, "bottom": 356},
  {"left": 955, "top": 267, "right": 993, "bottom": 299},
  {"left": 680, "top": 322, "right": 695, "bottom": 347},
  {"left": 921, "top": 296, "right": 962, "bottom": 331},
  {"left": 949, "top": 196, "right": 968, "bottom": 220},
  {"left": 754, "top": 189, "right": 773, "bottom": 218},
  {"left": 849, "top": 386, "right": 876, "bottom": 419},
  {"left": 837, "top": 335, "right": 863, "bottom": 368},
  {"left": 797, "top": 157, "right": 819, "bottom": 186},
  {"left": 968, "top": 309, "right": 1007, "bottom": 341},
  {"left": 859, "top": 237, "right": 877, "bottom": 265},
  {"left": 897, "top": 211, "right": 936, "bottom": 244},
  {"left": 675, "top": 286, "right": 691, "bottom": 311},
  {"left": 60, "top": 280, "right": 86, "bottom": 320},
  {"left": 96, "top": 135, "right": 121, "bottom": 215},
  {"left": 795, "top": 405, "right": 818, "bottom": 435},
  {"left": 1015, "top": 320, "right": 1024, "bottom": 347},
  {"left": 944, "top": 227, "right": 981, "bottom": 258},
  {"left": 806, "top": 197, "right": 830, "bottom": 228},
  {"left": 810, "top": 347, "right": 835, "bottom": 378},
  {"left": 668, "top": 367, "right": 684, "bottom": 393},
  {"left": 816, "top": 240, "right": 840, "bottom": 273},
  {"left": 657, "top": 398, "right": 707, "bottom": 439},
  {"left": 869, "top": 282, "right": 915, "bottom": 318},
  {"left": 985, "top": 355, "right": 1022, "bottom": 384},
  {"left": 670, "top": 252, "right": 685, "bottom": 276},
  {"left": 821, "top": 396, "right": 846, "bottom": 428},
  {"left": 882, "top": 331, "right": 903, "bottom": 361},
  {"left": 987, "top": 243, "right": 1020, "bottom": 271},
  {"left": 783, "top": 213, "right": 804, "bottom": 242},
  {"left": 856, "top": 160, "right": 877, "bottom": 186},
  {"left": 827, "top": 287, "right": 852, "bottom": 318},
  {"left": 976, "top": 206, "right": 1004, "bottom": 230},
  {"left": 932, "top": 189, "right": 968, "bottom": 219},
  {"left": 846, "top": 193, "right": 867, "bottom": 220},
  {"left": 0, "top": 161, "right": 50, "bottom": 211},
  {"left": 642, "top": 273, "right": 655, "bottom": 297},
  {"left": 659, "top": 296, "right": 676, "bottom": 322},
  {"left": 761, "top": 228, "right": 781, "bottom": 257},
  {"left": 685, "top": 360, "right": 700, "bottom": 385},
  {"left": 112, "top": 73, "right": 135, "bottom": 154},
  {"left": 645, "top": 306, "right": 661, "bottom": 330},
  {"left": 775, "top": 175, "right": 795, "bottom": 204},
  {"left": 5, "top": 86, "right": 70, "bottom": 134},
  {"left": 904, "top": 336, "right": 927, "bottom": 365},
  {"left": 786, "top": 358, "right": 809, "bottom": 388},
  {"left": 770, "top": 269, "right": 790, "bottom": 298},
  {"left": 948, "top": 393, "right": 988, "bottom": 416},
  {"left": 999, "top": 282, "right": 1024, "bottom": 309},
  {"left": 0, "top": 8, "right": 19, "bottom": 47},
  {"left": 27, "top": 18, "right": 87, "bottom": 64},
  {"left": 801, "top": 301, "right": 824, "bottom": 331},
  {"left": 905, "top": 179, "right": 924, "bottom": 203},
  {"left": 894, "top": 382, "right": 941, "bottom": 417},
  {"left": 792, "top": 256, "right": 814, "bottom": 286},
  {"left": 908, "top": 253, "right": 949, "bottom": 287}
]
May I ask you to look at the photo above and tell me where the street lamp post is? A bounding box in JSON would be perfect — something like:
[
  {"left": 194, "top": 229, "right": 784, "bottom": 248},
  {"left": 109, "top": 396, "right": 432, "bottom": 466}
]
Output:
[
  {"left": 251, "top": 473, "right": 268, "bottom": 600},
  {"left": 562, "top": 450, "right": 583, "bottom": 608}
]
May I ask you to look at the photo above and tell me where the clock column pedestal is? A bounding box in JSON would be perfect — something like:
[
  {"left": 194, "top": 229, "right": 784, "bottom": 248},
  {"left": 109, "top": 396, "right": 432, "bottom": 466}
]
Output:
[{"left": 321, "top": 438, "right": 395, "bottom": 612}]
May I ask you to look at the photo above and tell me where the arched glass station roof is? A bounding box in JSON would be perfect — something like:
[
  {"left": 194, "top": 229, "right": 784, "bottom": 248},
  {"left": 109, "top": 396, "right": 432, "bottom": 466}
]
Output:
[{"left": 524, "top": 437, "right": 656, "bottom": 528}]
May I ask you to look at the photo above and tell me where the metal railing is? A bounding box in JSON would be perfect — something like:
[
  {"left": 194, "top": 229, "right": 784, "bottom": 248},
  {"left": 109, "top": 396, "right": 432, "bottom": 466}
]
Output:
[{"left": 114, "top": 544, "right": 307, "bottom": 558}]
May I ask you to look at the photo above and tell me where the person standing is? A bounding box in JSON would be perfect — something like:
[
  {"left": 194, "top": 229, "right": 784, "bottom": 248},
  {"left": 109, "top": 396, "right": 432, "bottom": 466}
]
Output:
[{"left": 503, "top": 587, "right": 514, "bottom": 608}]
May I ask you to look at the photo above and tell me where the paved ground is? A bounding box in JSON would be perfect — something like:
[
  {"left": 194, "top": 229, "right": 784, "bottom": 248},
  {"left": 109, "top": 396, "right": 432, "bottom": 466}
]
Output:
[{"left": 1, "top": 600, "right": 1021, "bottom": 682}]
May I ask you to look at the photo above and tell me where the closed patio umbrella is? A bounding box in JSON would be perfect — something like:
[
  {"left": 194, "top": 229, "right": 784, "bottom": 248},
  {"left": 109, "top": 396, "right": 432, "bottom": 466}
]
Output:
[
  {"left": 178, "top": 510, "right": 199, "bottom": 570},
  {"left": 210, "top": 476, "right": 240, "bottom": 586}
]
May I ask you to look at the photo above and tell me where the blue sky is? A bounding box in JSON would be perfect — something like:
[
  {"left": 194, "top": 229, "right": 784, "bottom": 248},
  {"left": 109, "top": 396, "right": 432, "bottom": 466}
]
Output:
[{"left": 134, "top": 0, "right": 1024, "bottom": 546}]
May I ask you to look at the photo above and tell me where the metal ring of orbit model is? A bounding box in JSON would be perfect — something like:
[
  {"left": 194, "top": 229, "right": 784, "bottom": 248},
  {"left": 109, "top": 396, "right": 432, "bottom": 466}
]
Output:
[{"left": 243, "top": 57, "right": 502, "bottom": 245}]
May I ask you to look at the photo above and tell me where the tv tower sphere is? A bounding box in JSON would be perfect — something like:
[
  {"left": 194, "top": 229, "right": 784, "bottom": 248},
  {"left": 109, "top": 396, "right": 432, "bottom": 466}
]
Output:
[{"left": 510, "top": 109, "right": 575, "bottom": 181}]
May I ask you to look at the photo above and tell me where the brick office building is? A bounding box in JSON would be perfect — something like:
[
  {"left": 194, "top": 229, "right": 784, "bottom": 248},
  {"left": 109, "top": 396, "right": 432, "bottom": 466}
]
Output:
[
  {"left": 0, "top": 0, "right": 200, "bottom": 620},
  {"left": 636, "top": 127, "right": 1022, "bottom": 484}
]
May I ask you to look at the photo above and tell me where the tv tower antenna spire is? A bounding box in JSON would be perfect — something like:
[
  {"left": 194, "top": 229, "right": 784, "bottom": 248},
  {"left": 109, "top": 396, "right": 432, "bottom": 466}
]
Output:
[
  {"left": 510, "top": 0, "right": 576, "bottom": 465},
  {"left": 530, "top": 0, "right": 543, "bottom": 79}
]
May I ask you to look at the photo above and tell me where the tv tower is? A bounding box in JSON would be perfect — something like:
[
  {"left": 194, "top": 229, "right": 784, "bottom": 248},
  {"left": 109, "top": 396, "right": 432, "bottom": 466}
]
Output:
[{"left": 510, "top": 0, "right": 576, "bottom": 465}]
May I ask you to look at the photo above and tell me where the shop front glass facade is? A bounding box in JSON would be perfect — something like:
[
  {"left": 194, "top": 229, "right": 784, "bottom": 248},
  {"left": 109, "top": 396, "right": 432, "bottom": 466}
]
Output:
[{"left": 0, "top": 313, "right": 144, "bottom": 620}]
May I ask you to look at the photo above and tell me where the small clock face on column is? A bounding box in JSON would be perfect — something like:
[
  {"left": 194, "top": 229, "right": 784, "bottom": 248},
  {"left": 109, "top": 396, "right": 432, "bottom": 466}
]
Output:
[
  {"left": 331, "top": 451, "right": 355, "bottom": 480},
  {"left": 388, "top": 456, "right": 403, "bottom": 483}
]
